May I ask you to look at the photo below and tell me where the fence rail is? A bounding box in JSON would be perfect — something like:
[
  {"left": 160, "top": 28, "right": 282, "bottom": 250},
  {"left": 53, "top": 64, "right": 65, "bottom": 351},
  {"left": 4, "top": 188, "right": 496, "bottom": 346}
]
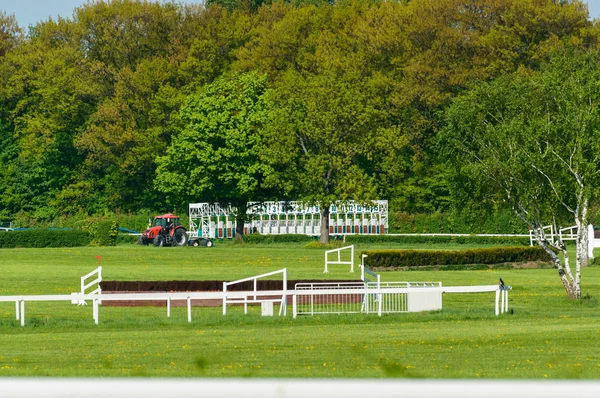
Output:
[{"left": 0, "top": 284, "right": 508, "bottom": 326}]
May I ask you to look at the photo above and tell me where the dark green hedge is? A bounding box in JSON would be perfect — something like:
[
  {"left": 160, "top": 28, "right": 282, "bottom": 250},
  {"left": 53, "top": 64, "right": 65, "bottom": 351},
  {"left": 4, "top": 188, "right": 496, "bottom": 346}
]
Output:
[
  {"left": 116, "top": 233, "right": 140, "bottom": 245},
  {"left": 346, "top": 234, "right": 531, "bottom": 246},
  {"left": 243, "top": 233, "right": 313, "bottom": 244},
  {"left": 362, "top": 246, "right": 551, "bottom": 268},
  {"left": 88, "top": 220, "right": 118, "bottom": 246},
  {"left": 0, "top": 229, "right": 91, "bottom": 248}
]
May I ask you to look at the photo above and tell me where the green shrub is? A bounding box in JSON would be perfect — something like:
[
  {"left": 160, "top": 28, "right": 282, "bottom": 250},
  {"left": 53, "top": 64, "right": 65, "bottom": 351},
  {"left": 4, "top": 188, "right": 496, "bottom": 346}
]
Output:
[
  {"left": 346, "top": 234, "right": 531, "bottom": 246},
  {"left": 389, "top": 209, "right": 528, "bottom": 234},
  {"left": 87, "top": 219, "right": 119, "bottom": 246},
  {"left": 361, "top": 246, "right": 551, "bottom": 268},
  {"left": 243, "top": 233, "right": 312, "bottom": 244},
  {"left": 0, "top": 229, "right": 91, "bottom": 248}
]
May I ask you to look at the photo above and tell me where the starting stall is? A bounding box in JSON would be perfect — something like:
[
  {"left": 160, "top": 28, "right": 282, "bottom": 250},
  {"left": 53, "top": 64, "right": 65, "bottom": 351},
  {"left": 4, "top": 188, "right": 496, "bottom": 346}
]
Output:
[{"left": 188, "top": 200, "right": 388, "bottom": 239}]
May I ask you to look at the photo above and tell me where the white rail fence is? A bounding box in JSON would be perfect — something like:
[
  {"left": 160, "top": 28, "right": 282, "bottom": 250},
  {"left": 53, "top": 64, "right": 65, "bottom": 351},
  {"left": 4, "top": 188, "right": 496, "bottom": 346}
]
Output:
[
  {"left": 529, "top": 224, "right": 600, "bottom": 258},
  {"left": 222, "top": 269, "right": 287, "bottom": 316},
  {"left": 1, "top": 265, "right": 511, "bottom": 326},
  {"left": 1, "top": 284, "right": 509, "bottom": 327},
  {"left": 71, "top": 266, "right": 102, "bottom": 306},
  {"left": 324, "top": 245, "right": 354, "bottom": 273}
]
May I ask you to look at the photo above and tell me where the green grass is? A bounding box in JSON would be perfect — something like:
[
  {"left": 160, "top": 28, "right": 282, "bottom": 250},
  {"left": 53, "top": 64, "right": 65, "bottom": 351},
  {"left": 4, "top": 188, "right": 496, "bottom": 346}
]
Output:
[{"left": 1, "top": 242, "right": 599, "bottom": 378}]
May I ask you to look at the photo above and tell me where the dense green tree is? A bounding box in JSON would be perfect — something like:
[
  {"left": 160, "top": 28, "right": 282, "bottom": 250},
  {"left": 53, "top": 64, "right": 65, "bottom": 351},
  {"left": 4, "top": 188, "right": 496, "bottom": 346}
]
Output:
[
  {"left": 155, "top": 72, "right": 274, "bottom": 239},
  {"left": 0, "top": 11, "right": 22, "bottom": 58},
  {"left": 440, "top": 46, "right": 600, "bottom": 299},
  {"left": 264, "top": 71, "right": 397, "bottom": 243}
]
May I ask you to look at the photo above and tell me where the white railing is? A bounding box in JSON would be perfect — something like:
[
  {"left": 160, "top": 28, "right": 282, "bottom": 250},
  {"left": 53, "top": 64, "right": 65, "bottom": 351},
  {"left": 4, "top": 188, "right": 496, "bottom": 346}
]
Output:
[
  {"left": 1, "top": 283, "right": 509, "bottom": 327},
  {"left": 529, "top": 224, "right": 555, "bottom": 246},
  {"left": 72, "top": 267, "right": 102, "bottom": 306},
  {"left": 324, "top": 245, "right": 354, "bottom": 273},
  {"left": 294, "top": 282, "right": 365, "bottom": 315},
  {"left": 222, "top": 269, "right": 287, "bottom": 316}
]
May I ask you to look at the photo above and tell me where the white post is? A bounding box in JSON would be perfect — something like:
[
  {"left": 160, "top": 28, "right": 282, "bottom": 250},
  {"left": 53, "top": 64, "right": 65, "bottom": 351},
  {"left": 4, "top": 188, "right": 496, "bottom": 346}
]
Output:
[
  {"left": 350, "top": 246, "right": 355, "bottom": 272},
  {"left": 292, "top": 295, "right": 297, "bottom": 319},
  {"left": 588, "top": 224, "right": 595, "bottom": 259},
  {"left": 222, "top": 283, "right": 227, "bottom": 316},
  {"left": 93, "top": 298, "right": 99, "bottom": 325},
  {"left": 283, "top": 268, "right": 287, "bottom": 316},
  {"left": 495, "top": 290, "right": 500, "bottom": 316},
  {"left": 20, "top": 300, "right": 25, "bottom": 326},
  {"left": 15, "top": 301, "right": 19, "bottom": 320},
  {"left": 324, "top": 251, "right": 329, "bottom": 273},
  {"left": 504, "top": 290, "right": 509, "bottom": 313},
  {"left": 377, "top": 275, "right": 382, "bottom": 317},
  {"left": 187, "top": 296, "right": 192, "bottom": 323},
  {"left": 500, "top": 290, "right": 505, "bottom": 314},
  {"left": 167, "top": 297, "right": 171, "bottom": 317}
]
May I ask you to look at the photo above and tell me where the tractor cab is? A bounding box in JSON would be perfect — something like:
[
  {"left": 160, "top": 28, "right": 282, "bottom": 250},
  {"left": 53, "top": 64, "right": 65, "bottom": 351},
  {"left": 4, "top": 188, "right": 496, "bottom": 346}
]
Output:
[{"left": 152, "top": 215, "right": 181, "bottom": 228}]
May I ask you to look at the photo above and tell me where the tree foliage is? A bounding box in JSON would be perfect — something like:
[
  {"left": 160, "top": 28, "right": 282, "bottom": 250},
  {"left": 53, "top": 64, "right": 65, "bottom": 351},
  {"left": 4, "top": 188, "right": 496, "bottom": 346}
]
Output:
[
  {"left": 0, "top": 0, "right": 596, "bottom": 231},
  {"left": 155, "top": 71, "right": 273, "bottom": 238},
  {"left": 441, "top": 45, "right": 600, "bottom": 299}
]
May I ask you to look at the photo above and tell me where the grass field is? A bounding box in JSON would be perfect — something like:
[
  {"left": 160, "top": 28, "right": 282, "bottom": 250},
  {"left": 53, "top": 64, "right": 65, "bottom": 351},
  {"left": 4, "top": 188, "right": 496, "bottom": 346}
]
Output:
[{"left": 1, "top": 242, "right": 600, "bottom": 378}]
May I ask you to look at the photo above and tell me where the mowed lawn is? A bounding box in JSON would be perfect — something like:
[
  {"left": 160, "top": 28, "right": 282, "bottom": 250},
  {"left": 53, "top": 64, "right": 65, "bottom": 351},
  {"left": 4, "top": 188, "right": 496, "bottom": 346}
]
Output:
[{"left": 0, "top": 242, "right": 600, "bottom": 378}]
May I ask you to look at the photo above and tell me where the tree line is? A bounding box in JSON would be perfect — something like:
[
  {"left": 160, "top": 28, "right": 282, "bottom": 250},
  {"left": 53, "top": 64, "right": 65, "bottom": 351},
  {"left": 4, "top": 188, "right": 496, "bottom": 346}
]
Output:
[{"left": 0, "top": 0, "right": 597, "bottom": 239}]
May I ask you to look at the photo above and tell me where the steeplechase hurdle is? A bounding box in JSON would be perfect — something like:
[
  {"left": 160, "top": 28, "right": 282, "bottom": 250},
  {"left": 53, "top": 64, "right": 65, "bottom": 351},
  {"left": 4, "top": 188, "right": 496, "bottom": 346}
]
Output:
[{"left": 1, "top": 265, "right": 513, "bottom": 326}]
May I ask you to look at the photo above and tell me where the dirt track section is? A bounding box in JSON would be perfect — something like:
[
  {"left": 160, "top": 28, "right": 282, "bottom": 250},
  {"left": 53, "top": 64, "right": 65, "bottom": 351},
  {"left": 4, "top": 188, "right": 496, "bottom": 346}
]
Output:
[{"left": 100, "top": 280, "right": 359, "bottom": 307}]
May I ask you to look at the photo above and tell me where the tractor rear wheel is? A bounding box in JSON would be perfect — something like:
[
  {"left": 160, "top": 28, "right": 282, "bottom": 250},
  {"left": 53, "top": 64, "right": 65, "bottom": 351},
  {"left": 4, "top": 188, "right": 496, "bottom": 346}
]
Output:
[
  {"left": 153, "top": 235, "right": 165, "bottom": 247},
  {"left": 174, "top": 228, "right": 187, "bottom": 246}
]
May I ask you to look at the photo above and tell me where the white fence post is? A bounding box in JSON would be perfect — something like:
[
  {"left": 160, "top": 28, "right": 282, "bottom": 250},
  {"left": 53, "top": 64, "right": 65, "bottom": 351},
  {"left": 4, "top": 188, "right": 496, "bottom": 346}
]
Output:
[
  {"left": 20, "top": 300, "right": 25, "bottom": 326},
  {"left": 93, "top": 298, "right": 99, "bottom": 325},
  {"left": 588, "top": 224, "right": 595, "bottom": 259},
  {"left": 495, "top": 290, "right": 500, "bottom": 316},
  {"left": 187, "top": 296, "right": 192, "bottom": 323}
]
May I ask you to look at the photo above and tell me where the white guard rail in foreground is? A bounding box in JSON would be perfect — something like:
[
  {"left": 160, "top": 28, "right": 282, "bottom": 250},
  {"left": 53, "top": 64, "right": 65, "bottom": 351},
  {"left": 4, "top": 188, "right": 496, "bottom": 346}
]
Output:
[{"left": 324, "top": 245, "right": 354, "bottom": 273}]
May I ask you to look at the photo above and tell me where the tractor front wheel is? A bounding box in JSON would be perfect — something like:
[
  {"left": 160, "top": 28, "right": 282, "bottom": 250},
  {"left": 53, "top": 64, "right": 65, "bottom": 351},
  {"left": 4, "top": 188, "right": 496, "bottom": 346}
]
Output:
[{"left": 153, "top": 235, "right": 165, "bottom": 247}]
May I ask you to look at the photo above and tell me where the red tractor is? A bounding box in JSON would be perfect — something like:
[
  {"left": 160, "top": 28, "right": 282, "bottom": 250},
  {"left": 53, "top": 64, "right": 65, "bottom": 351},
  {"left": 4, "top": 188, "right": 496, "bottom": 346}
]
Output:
[{"left": 138, "top": 214, "right": 188, "bottom": 247}]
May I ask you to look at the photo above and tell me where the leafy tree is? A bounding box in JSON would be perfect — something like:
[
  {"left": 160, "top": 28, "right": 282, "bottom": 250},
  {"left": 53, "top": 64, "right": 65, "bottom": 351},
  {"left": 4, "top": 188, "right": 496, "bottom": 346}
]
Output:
[
  {"left": 0, "top": 11, "right": 22, "bottom": 58},
  {"left": 264, "top": 71, "right": 397, "bottom": 243},
  {"left": 440, "top": 46, "right": 600, "bottom": 299},
  {"left": 155, "top": 71, "right": 274, "bottom": 240}
]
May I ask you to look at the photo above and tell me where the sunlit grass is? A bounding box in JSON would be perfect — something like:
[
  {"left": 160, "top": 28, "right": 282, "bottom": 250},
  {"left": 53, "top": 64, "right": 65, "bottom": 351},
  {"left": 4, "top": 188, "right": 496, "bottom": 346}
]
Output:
[{"left": 0, "top": 242, "right": 599, "bottom": 378}]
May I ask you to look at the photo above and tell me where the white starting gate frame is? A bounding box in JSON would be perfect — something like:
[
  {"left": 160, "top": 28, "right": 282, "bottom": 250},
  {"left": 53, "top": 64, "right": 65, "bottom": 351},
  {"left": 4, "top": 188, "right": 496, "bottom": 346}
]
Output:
[{"left": 188, "top": 200, "right": 388, "bottom": 239}]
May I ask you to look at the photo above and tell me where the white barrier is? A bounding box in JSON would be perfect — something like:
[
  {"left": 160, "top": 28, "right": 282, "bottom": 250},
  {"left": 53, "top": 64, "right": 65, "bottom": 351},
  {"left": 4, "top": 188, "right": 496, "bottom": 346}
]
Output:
[
  {"left": 223, "top": 269, "right": 287, "bottom": 316},
  {"left": 72, "top": 267, "right": 102, "bottom": 306},
  {"left": 324, "top": 245, "right": 354, "bottom": 273},
  {"left": 1, "top": 282, "right": 511, "bottom": 327}
]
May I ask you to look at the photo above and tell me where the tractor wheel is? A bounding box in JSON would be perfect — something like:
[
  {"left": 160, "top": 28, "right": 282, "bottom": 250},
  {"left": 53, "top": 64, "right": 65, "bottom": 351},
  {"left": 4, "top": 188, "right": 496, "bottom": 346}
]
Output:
[
  {"left": 153, "top": 235, "right": 165, "bottom": 247},
  {"left": 174, "top": 228, "right": 187, "bottom": 246},
  {"left": 137, "top": 236, "right": 147, "bottom": 245}
]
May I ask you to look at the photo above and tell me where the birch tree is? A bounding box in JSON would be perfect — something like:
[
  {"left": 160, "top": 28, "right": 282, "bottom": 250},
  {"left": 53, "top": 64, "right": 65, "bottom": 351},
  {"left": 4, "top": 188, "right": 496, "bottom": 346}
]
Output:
[{"left": 441, "top": 46, "right": 600, "bottom": 299}]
